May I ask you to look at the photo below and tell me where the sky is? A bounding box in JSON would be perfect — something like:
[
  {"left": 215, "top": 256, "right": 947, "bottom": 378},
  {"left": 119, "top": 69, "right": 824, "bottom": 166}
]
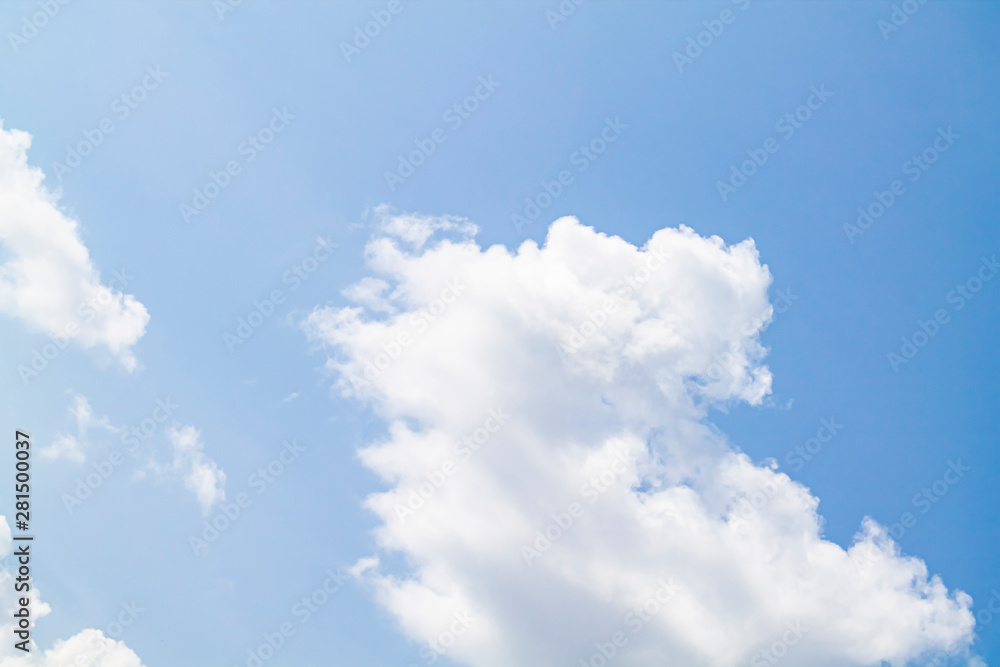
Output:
[{"left": 0, "top": 1, "right": 997, "bottom": 666}]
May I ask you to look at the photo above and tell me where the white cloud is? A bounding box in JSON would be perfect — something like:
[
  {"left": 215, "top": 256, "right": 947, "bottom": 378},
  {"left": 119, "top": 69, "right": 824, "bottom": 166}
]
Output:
[
  {"left": 341, "top": 277, "right": 395, "bottom": 314},
  {"left": 165, "top": 426, "right": 226, "bottom": 515},
  {"left": 0, "top": 120, "right": 149, "bottom": 370},
  {"left": 306, "top": 212, "right": 979, "bottom": 666},
  {"left": 44, "top": 396, "right": 224, "bottom": 515},
  {"left": 41, "top": 435, "right": 85, "bottom": 463},
  {"left": 0, "top": 516, "right": 145, "bottom": 667},
  {"left": 371, "top": 203, "right": 477, "bottom": 250},
  {"left": 41, "top": 394, "right": 119, "bottom": 462}
]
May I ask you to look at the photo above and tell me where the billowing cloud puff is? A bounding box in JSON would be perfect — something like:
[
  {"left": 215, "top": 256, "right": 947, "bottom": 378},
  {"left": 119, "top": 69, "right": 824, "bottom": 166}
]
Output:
[
  {"left": 0, "top": 121, "right": 149, "bottom": 370},
  {"left": 0, "top": 517, "right": 145, "bottom": 667},
  {"left": 305, "top": 212, "right": 978, "bottom": 666}
]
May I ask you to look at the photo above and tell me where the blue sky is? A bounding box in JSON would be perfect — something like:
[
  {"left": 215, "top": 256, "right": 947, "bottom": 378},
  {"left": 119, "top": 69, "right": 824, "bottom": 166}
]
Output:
[{"left": 0, "top": 1, "right": 997, "bottom": 666}]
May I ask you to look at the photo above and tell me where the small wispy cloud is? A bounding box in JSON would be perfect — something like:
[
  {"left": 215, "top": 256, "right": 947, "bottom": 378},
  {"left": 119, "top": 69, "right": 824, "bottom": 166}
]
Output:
[
  {"left": 45, "top": 394, "right": 225, "bottom": 516},
  {"left": 163, "top": 426, "right": 226, "bottom": 516},
  {"left": 41, "top": 394, "right": 120, "bottom": 462}
]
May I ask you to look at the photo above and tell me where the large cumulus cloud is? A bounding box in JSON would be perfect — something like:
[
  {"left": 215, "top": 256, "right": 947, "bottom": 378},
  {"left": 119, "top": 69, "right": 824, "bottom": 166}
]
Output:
[{"left": 305, "top": 210, "right": 977, "bottom": 667}]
